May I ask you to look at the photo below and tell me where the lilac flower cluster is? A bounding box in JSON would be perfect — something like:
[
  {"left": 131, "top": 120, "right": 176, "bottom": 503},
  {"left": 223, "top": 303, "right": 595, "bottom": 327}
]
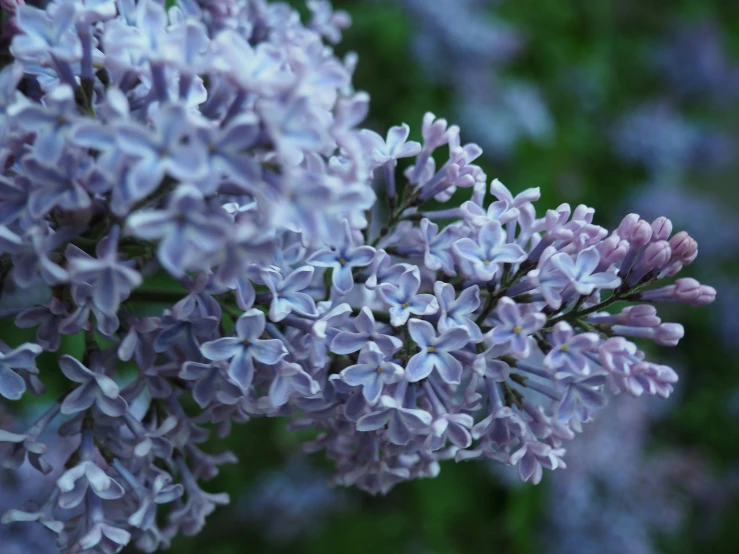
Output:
[{"left": 0, "top": 0, "right": 715, "bottom": 552}]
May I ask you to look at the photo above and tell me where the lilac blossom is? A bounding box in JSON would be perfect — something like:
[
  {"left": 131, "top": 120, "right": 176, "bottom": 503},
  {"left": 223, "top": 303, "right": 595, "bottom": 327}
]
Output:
[
  {"left": 406, "top": 318, "right": 470, "bottom": 384},
  {"left": 551, "top": 247, "right": 621, "bottom": 296},
  {"left": 377, "top": 267, "right": 438, "bottom": 326},
  {"left": 356, "top": 393, "right": 433, "bottom": 446},
  {"left": 453, "top": 221, "right": 526, "bottom": 281},
  {"left": 330, "top": 306, "right": 403, "bottom": 356},
  {"left": 66, "top": 226, "right": 142, "bottom": 315},
  {"left": 58, "top": 354, "right": 128, "bottom": 417},
  {"left": 361, "top": 123, "right": 422, "bottom": 167},
  {"left": 340, "top": 343, "right": 404, "bottom": 404},
  {"left": 489, "top": 298, "right": 546, "bottom": 358},
  {"left": 0, "top": 0, "right": 717, "bottom": 545},
  {"left": 434, "top": 281, "right": 483, "bottom": 342},
  {"left": 115, "top": 104, "right": 208, "bottom": 203},
  {"left": 0, "top": 342, "right": 42, "bottom": 400},
  {"left": 544, "top": 322, "right": 599, "bottom": 377},
  {"left": 307, "top": 222, "right": 375, "bottom": 294},
  {"left": 126, "top": 185, "right": 228, "bottom": 277},
  {"left": 200, "top": 309, "right": 288, "bottom": 390},
  {"left": 261, "top": 266, "right": 319, "bottom": 322}
]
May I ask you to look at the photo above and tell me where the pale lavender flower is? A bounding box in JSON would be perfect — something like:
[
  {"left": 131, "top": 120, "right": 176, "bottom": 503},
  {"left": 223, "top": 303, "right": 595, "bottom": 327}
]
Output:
[
  {"left": 261, "top": 266, "right": 319, "bottom": 322},
  {"left": 13, "top": 84, "right": 79, "bottom": 163},
  {"left": 377, "top": 267, "right": 438, "bottom": 326},
  {"left": 544, "top": 322, "right": 599, "bottom": 377},
  {"left": 434, "top": 281, "right": 483, "bottom": 342},
  {"left": 126, "top": 185, "right": 228, "bottom": 277},
  {"left": 419, "top": 218, "right": 462, "bottom": 276},
  {"left": 356, "top": 394, "right": 432, "bottom": 446},
  {"left": 21, "top": 153, "right": 91, "bottom": 220},
  {"left": 66, "top": 226, "right": 142, "bottom": 315},
  {"left": 360, "top": 123, "right": 422, "bottom": 168},
  {"left": 200, "top": 309, "right": 288, "bottom": 390},
  {"left": 307, "top": 222, "right": 375, "bottom": 294},
  {"left": 330, "top": 306, "right": 403, "bottom": 356},
  {"left": 10, "top": 4, "right": 82, "bottom": 64},
  {"left": 0, "top": 342, "right": 42, "bottom": 400},
  {"left": 551, "top": 247, "right": 621, "bottom": 296},
  {"left": 453, "top": 221, "right": 526, "bottom": 281},
  {"left": 509, "top": 439, "right": 566, "bottom": 484},
  {"left": 57, "top": 460, "right": 125, "bottom": 509},
  {"left": 115, "top": 104, "right": 208, "bottom": 203},
  {"left": 340, "top": 343, "right": 403, "bottom": 404},
  {"left": 406, "top": 318, "right": 469, "bottom": 384},
  {"left": 489, "top": 298, "right": 545, "bottom": 358},
  {"left": 268, "top": 361, "right": 320, "bottom": 408},
  {"left": 58, "top": 355, "right": 128, "bottom": 417}
]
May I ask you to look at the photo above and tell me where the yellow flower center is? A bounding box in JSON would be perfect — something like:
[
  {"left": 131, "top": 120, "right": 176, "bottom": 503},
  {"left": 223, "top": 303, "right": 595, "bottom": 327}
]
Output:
[
  {"left": 242, "top": 339, "right": 251, "bottom": 346},
  {"left": 376, "top": 366, "right": 384, "bottom": 373},
  {"left": 483, "top": 259, "right": 491, "bottom": 265},
  {"left": 427, "top": 346, "right": 436, "bottom": 353},
  {"left": 338, "top": 257, "right": 346, "bottom": 266},
  {"left": 560, "top": 344, "right": 569, "bottom": 352},
  {"left": 513, "top": 325, "right": 523, "bottom": 334},
  {"left": 402, "top": 302, "right": 410, "bottom": 308}
]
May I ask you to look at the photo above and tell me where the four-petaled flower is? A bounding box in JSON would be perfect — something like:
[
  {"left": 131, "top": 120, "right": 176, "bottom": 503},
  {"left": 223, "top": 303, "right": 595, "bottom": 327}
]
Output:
[
  {"left": 57, "top": 460, "right": 125, "bottom": 509},
  {"left": 543, "top": 321, "right": 599, "bottom": 377},
  {"left": 66, "top": 226, "right": 142, "bottom": 315},
  {"left": 201, "top": 309, "right": 288, "bottom": 390},
  {"left": 268, "top": 361, "right": 321, "bottom": 408},
  {"left": 509, "top": 439, "right": 566, "bottom": 484},
  {"left": 341, "top": 343, "right": 404, "bottom": 404},
  {"left": 551, "top": 246, "right": 621, "bottom": 296},
  {"left": 419, "top": 218, "right": 462, "bottom": 276},
  {"left": 261, "top": 266, "right": 319, "bottom": 322},
  {"left": 307, "top": 221, "right": 375, "bottom": 294},
  {"left": 0, "top": 341, "right": 42, "bottom": 400},
  {"left": 406, "top": 318, "right": 470, "bottom": 384},
  {"left": 360, "top": 123, "right": 422, "bottom": 167},
  {"left": 356, "top": 394, "right": 432, "bottom": 445},
  {"left": 377, "top": 267, "right": 438, "bottom": 326},
  {"left": 115, "top": 104, "right": 208, "bottom": 203},
  {"left": 330, "top": 306, "right": 403, "bottom": 355},
  {"left": 453, "top": 221, "right": 526, "bottom": 281},
  {"left": 489, "top": 297, "right": 546, "bottom": 359},
  {"left": 126, "top": 185, "right": 228, "bottom": 277},
  {"left": 59, "top": 354, "right": 128, "bottom": 417},
  {"left": 434, "top": 281, "right": 483, "bottom": 342}
]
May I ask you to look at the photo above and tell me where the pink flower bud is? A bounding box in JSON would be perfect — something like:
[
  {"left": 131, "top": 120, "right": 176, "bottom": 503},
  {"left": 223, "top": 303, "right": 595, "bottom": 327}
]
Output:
[
  {"left": 640, "top": 240, "right": 672, "bottom": 272},
  {"left": 669, "top": 231, "right": 698, "bottom": 264},
  {"left": 673, "top": 278, "right": 702, "bottom": 303},
  {"left": 621, "top": 305, "right": 661, "bottom": 327},
  {"left": 616, "top": 213, "right": 639, "bottom": 239},
  {"left": 650, "top": 216, "right": 673, "bottom": 241},
  {"left": 598, "top": 235, "right": 629, "bottom": 266},
  {"left": 654, "top": 323, "right": 684, "bottom": 346},
  {"left": 691, "top": 285, "right": 717, "bottom": 307},
  {"left": 629, "top": 219, "right": 653, "bottom": 248}
]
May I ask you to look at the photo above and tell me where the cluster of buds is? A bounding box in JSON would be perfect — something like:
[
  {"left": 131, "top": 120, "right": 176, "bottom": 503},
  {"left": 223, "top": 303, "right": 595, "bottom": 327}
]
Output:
[{"left": 0, "top": 0, "right": 715, "bottom": 552}]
